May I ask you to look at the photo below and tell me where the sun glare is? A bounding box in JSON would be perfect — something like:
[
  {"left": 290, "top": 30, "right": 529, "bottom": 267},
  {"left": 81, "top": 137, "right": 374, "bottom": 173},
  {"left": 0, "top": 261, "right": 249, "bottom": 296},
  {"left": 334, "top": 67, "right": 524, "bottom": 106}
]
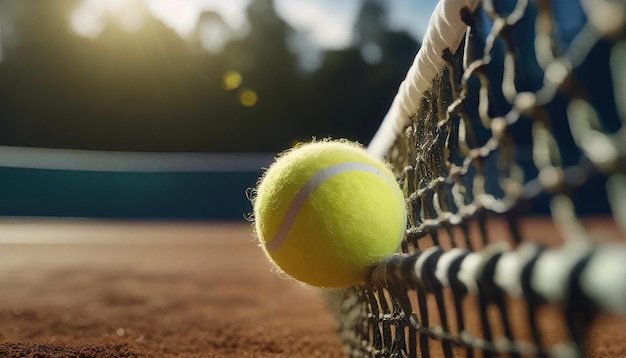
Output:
[
  {"left": 70, "top": 0, "right": 201, "bottom": 39},
  {"left": 146, "top": 0, "right": 198, "bottom": 38},
  {"left": 69, "top": 0, "right": 251, "bottom": 45},
  {"left": 222, "top": 71, "right": 243, "bottom": 90},
  {"left": 240, "top": 89, "right": 258, "bottom": 107},
  {"left": 70, "top": 0, "right": 146, "bottom": 38}
]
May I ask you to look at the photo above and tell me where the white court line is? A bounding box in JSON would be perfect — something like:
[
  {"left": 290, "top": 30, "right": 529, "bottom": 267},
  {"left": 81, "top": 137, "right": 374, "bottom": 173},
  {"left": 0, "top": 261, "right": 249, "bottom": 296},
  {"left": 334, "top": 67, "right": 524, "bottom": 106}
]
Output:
[
  {"left": 0, "top": 145, "right": 275, "bottom": 172},
  {"left": 0, "top": 219, "right": 232, "bottom": 245}
]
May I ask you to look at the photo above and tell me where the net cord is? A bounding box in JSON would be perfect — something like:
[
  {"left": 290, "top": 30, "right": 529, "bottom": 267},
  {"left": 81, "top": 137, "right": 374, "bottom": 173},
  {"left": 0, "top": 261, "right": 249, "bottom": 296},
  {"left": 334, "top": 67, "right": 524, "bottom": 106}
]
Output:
[{"left": 367, "top": 0, "right": 480, "bottom": 159}]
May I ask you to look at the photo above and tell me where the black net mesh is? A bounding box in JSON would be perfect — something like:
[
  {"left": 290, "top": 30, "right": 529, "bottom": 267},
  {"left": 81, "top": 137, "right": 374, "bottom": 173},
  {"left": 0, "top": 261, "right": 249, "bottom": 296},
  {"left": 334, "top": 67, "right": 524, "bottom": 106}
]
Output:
[{"left": 329, "top": 0, "right": 626, "bottom": 357}]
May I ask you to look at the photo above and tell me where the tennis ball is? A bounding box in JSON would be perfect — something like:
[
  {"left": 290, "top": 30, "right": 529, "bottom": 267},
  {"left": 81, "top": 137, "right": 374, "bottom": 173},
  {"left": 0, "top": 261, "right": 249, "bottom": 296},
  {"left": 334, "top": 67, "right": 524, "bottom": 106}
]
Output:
[{"left": 253, "top": 140, "right": 406, "bottom": 288}]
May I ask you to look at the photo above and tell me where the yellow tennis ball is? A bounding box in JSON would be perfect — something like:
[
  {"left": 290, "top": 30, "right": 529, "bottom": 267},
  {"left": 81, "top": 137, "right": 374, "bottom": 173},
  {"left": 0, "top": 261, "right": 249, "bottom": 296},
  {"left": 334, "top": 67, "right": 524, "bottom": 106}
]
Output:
[{"left": 253, "top": 140, "right": 406, "bottom": 288}]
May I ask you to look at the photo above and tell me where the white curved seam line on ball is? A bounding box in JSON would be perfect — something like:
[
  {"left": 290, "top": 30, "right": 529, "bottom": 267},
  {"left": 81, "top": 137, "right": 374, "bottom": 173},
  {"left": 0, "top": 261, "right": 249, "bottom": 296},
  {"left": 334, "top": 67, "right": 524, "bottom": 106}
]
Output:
[{"left": 266, "top": 162, "right": 392, "bottom": 252}]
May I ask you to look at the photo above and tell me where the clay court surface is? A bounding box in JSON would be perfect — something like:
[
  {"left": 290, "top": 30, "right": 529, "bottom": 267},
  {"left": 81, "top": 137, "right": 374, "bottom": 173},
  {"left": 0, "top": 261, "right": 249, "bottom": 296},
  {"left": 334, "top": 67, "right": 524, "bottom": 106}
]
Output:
[{"left": 0, "top": 218, "right": 624, "bottom": 357}]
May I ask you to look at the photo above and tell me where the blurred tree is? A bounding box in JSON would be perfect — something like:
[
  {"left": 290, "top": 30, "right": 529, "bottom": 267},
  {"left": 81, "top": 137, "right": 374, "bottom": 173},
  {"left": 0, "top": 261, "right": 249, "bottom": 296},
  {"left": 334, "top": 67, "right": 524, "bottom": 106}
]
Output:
[
  {"left": 297, "top": 0, "right": 419, "bottom": 146},
  {"left": 0, "top": 0, "right": 82, "bottom": 148},
  {"left": 355, "top": 0, "right": 386, "bottom": 46},
  {"left": 0, "top": 0, "right": 208, "bottom": 151},
  {"left": 0, "top": 0, "right": 419, "bottom": 153},
  {"left": 216, "top": 0, "right": 302, "bottom": 151}
]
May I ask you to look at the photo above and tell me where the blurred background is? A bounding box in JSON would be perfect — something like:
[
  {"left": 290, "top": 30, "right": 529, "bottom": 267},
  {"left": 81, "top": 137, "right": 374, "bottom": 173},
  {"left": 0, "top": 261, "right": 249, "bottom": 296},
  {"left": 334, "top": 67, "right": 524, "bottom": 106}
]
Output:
[
  {"left": 0, "top": 0, "right": 434, "bottom": 220},
  {"left": 0, "top": 0, "right": 615, "bottom": 220}
]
